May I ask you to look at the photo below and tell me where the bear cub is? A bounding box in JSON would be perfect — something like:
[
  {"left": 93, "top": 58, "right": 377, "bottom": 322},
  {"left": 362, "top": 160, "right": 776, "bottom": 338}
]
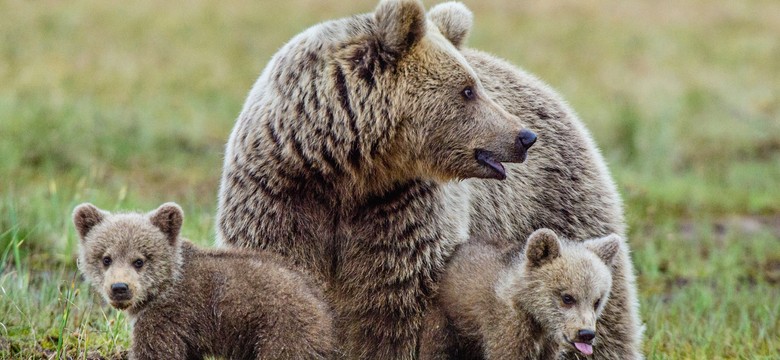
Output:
[
  {"left": 435, "top": 228, "right": 622, "bottom": 359},
  {"left": 74, "top": 202, "right": 334, "bottom": 360}
]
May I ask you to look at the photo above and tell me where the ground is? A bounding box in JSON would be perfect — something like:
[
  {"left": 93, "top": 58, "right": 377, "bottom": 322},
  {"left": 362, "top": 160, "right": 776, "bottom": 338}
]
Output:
[{"left": 1, "top": 0, "right": 778, "bottom": 358}]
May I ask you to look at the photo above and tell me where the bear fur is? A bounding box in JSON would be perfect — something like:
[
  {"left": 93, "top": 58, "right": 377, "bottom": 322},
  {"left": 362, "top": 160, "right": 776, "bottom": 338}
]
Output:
[
  {"left": 427, "top": 4, "right": 644, "bottom": 359},
  {"left": 216, "top": 0, "right": 642, "bottom": 358},
  {"left": 217, "top": 0, "right": 531, "bottom": 358},
  {"left": 74, "top": 203, "right": 334, "bottom": 360},
  {"left": 422, "top": 229, "right": 622, "bottom": 359}
]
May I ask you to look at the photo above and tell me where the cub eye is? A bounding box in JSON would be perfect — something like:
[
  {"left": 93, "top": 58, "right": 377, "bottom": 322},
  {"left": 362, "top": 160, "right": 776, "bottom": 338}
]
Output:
[
  {"left": 561, "top": 294, "right": 576, "bottom": 305},
  {"left": 102, "top": 256, "right": 112, "bottom": 267},
  {"left": 133, "top": 259, "right": 144, "bottom": 269},
  {"left": 461, "top": 86, "right": 476, "bottom": 100},
  {"left": 594, "top": 299, "right": 601, "bottom": 310}
]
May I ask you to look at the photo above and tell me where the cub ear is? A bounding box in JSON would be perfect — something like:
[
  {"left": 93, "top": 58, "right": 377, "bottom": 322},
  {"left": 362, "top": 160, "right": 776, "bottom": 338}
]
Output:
[
  {"left": 375, "top": 0, "right": 426, "bottom": 60},
  {"left": 587, "top": 234, "right": 622, "bottom": 267},
  {"left": 73, "top": 203, "right": 108, "bottom": 240},
  {"left": 427, "top": 2, "right": 473, "bottom": 48},
  {"left": 148, "top": 202, "right": 183, "bottom": 246},
  {"left": 525, "top": 228, "right": 561, "bottom": 267}
]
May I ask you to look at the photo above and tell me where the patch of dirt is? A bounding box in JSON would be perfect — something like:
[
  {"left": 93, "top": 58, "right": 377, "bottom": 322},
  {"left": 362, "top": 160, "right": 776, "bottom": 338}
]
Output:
[
  {"left": 678, "top": 214, "right": 780, "bottom": 240},
  {"left": 720, "top": 215, "right": 780, "bottom": 238}
]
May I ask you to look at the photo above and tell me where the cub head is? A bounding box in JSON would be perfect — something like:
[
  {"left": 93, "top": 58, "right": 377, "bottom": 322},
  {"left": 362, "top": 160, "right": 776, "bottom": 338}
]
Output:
[
  {"left": 73, "top": 202, "right": 184, "bottom": 312},
  {"left": 256, "top": 0, "right": 535, "bottom": 189},
  {"left": 502, "top": 229, "right": 622, "bottom": 357}
]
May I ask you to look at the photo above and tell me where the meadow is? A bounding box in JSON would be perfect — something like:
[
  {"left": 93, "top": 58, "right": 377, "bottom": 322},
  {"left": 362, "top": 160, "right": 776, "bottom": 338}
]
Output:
[{"left": 1, "top": 0, "right": 778, "bottom": 358}]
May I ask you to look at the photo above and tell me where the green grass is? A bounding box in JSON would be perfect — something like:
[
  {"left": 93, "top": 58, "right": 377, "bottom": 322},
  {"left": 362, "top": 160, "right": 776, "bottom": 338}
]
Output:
[{"left": 1, "top": 0, "right": 778, "bottom": 358}]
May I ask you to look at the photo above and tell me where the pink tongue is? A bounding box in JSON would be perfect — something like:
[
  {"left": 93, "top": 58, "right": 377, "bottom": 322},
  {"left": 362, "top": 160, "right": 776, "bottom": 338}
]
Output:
[{"left": 575, "top": 342, "right": 593, "bottom": 355}]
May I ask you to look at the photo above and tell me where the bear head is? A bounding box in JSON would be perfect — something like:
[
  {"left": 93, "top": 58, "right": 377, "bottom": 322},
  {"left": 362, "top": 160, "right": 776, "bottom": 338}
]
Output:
[
  {"left": 498, "top": 229, "right": 621, "bottom": 356},
  {"left": 73, "top": 202, "right": 184, "bottom": 312},
  {"left": 249, "top": 0, "right": 535, "bottom": 193}
]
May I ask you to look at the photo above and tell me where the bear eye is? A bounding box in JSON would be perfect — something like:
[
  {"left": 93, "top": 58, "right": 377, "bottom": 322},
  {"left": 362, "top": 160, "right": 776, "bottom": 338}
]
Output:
[
  {"left": 594, "top": 299, "right": 601, "bottom": 310},
  {"left": 133, "top": 259, "right": 144, "bottom": 269},
  {"left": 102, "top": 256, "right": 112, "bottom": 267},
  {"left": 561, "top": 294, "right": 576, "bottom": 306},
  {"left": 461, "top": 86, "right": 476, "bottom": 100}
]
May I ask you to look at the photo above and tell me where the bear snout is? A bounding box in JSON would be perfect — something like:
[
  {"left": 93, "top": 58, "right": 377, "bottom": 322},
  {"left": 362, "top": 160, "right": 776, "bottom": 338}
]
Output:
[
  {"left": 576, "top": 329, "right": 596, "bottom": 343},
  {"left": 110, "top": 282, "right": 132, "bottom": 301},
  {"left": 513, "top": 129, "right": 537, "bottom": 162},
  {"left": 516, "top": 129, "right": 537, "bottom": 150}
]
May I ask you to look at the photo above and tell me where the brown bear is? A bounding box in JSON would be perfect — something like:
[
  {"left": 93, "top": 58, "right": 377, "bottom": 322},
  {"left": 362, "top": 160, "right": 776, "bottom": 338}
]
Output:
[
  {"left": 217, "top": 0, "right": 533, "bottom": 358},
  {"left": 421, "top": 229, "right": 622, "bottom": 359},
  {"left": 74, "top": 203, "right": 334, "bottom": 360},
  {"left": 216, "top": 0, "right": 642, "bottom": 358}
]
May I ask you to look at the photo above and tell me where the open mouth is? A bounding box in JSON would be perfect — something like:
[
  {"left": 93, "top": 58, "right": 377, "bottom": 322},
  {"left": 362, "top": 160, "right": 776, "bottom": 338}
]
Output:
[
  {"left": 568, "top": 340, "right": 594, "bottom": 356},
  {"left": 474, "top": 149, "right": 506, "bottom": 180}
]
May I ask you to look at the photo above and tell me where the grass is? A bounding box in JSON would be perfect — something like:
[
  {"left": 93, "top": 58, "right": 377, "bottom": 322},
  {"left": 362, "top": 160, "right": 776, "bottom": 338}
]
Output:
[{"left": 1, "top": 0, "right": 778, "bottom": 358}]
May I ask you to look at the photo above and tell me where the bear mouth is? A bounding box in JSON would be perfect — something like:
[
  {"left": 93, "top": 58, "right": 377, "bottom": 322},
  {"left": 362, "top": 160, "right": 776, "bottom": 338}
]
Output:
[
  {"left": 474, "top": 149, "right": 506, "bottom": 180},
  {"left": 110, "top": 300, "right": 132, "bottom": 310}
]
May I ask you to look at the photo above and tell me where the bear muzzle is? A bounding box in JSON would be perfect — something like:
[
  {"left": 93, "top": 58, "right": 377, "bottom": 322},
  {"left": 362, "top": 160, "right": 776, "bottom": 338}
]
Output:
[
  {"left": 576, "top": 329, "right": 596, "bottom": 342},
  {"left": 474, "top": 149, "right": 507, "bottom": 180},
  {"left": 514, "top": 128, "right": 537, "bottom": 163},
  {"left": 473, "top": 129, "right": 537, "bottom": 180},
  {"left": 567, "top": 328, "right": 596, "bottom": 356},
  {"left": 111, "top": 282, "right": 130, "bottom": 298},
  {"left": 107, "top": 282, "right": 134, "bottom": 309}
]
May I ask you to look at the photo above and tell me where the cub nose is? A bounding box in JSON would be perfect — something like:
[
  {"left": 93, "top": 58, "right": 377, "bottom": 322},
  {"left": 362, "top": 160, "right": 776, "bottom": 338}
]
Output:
[
  {"left": 517, "top": 129, "right": 537, "bottom": 149},
  {"left": 577, "top": 329, "right": 596, "bottom": 343},
  {"left": 111, "top": 283, "right": 129, "bottom": 296}
]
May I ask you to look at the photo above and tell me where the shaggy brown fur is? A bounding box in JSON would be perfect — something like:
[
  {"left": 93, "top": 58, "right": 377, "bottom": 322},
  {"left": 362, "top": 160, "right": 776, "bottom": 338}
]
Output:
[
  {"left": 423, "top": 3, "right": 643, "bottom": 359},
  {"left": 217, "top": 0, "right": 532, "bottom": 358},
  {"left": 217, "top": 0, "right": 642, "bottom": 358},
  {"left": 74, "top": 203, "right": 334, "bottom": 360},
  {"left": 421, "top": 229, "right": 622, "bottom": 359}
]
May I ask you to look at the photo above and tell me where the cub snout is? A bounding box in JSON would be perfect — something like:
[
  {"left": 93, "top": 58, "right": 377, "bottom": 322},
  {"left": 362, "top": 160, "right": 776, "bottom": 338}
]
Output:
[
  {"left": 576, "top": 329, "right": 596, "bottom": 343},
  {"left": 110, "top": 282, "right": 132, "bottom": 300},
  {"left": 102, "top": 274, "right": 137, "bottom": 309},
  {"left": 569, "top": 328, "right": 597, "bottom": 356}
]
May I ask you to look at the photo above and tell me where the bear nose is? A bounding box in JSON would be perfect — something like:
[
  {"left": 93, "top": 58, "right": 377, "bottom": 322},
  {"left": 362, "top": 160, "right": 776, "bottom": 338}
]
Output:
[
  {"left": 111, "top": 283, "right": 129, "bottom": 296},
  {"left": 516, "top": 129, "right": 537, "bottom": 150},
  {"left": 577, "top": 329, "right": 596, "bottom": 343}
]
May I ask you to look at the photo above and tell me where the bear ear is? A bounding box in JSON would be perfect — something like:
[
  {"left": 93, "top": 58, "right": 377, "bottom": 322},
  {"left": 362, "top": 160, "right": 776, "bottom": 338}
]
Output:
[
  {"left": 148, "top": 202, "right": 183, "bottom": 246},
  {"left": 427, "top": 2, "right": 473, "bottom": 49},
  {"left": 73, "top": 203, "right": 108, "bottom": 240},
  {"left": 375, "top": 0, "right": 426, "bottom": 60},
  {"left": 587, "top": 234, "right": 622, "bottom": 267},
  {"left": 525, "top": 228, "right": 561, "bottom": 267}
]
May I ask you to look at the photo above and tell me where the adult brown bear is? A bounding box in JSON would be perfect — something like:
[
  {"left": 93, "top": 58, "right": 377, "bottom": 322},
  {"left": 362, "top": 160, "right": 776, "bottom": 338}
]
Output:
[{"left": 217, "top": 1, "right": 642, "bottom": 358}]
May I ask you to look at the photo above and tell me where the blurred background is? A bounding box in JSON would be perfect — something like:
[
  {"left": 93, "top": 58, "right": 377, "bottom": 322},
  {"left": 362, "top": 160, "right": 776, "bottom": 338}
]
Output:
[{"left": 1, "top": 0, "right": 778, "bottom": 358}]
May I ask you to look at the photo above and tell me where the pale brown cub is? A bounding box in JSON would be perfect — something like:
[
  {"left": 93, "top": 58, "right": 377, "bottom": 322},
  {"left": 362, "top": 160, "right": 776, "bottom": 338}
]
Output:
[
  {"left": 74, "top": 202, "right": 334, "bottom": 360},
  {"left": 428, "top": 228, "right": 622, "bottom": 359}
]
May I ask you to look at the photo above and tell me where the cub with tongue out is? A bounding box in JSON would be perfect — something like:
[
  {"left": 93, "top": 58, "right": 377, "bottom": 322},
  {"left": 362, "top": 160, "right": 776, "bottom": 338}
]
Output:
[{"left": 431, "top": 228, "right": 622, "bottom": 359}]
